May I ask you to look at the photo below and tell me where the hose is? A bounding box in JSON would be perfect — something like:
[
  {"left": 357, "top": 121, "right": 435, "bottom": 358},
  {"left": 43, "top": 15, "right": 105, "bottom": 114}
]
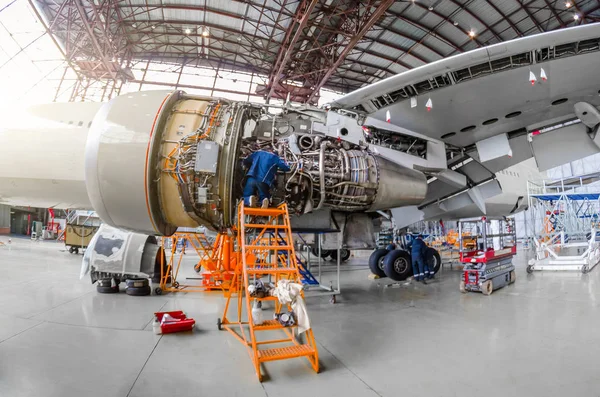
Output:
[{"left": 316, "top": 141, "right": 330, "bottom": 210}]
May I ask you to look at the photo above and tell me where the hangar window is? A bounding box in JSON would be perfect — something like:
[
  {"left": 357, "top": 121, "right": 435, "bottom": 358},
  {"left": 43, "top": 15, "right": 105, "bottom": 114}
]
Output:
[
  {"left": 88, "top": 121, "right": 92, "bottom": 128},
  {"left": 78, "top": 121, "right": 83, "bottom": 127}
]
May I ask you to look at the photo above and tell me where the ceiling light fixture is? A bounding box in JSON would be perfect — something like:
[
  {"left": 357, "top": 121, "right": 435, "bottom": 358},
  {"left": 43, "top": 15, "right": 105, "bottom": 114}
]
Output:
[
  {"left": 202, "top": 30, "right": 209, "bottom": 37},
  {"left": 453, "top": 21, "right": 459, "bottom": 26},
  {"left": 185, "top": 28, "right": 191, "bottom": 34},
  {"left": 565, "top": 1, "right": 572, "bottom": 8},
  {"left": 428, "top": 6, "right": 433, "bottom": 11},
  {"left": 573, "top": 14, "right": 580, "bottom": 20},
  {"left": 469, "top": 30, "right": 476, "bottom": 38}
]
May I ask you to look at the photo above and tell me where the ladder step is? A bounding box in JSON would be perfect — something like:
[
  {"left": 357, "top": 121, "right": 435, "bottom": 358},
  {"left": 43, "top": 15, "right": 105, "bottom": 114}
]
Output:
[
  {"left": 244, "top": 224, "right": 288, "bottom": 229},
  {"left": 258, "top": 344, "right": 315, "bottom": 362},
  {"left": 247, "top": 267, "right": 297, "bottom": 274},
  {"left": 243, "top": 207, "right": 287, "bottom": 216},
  {"left": 254, "top": 319, "right": 297, "bottom": 331},
  {"left": 245, "top": 245, "right": 293, "bottom": 250}
]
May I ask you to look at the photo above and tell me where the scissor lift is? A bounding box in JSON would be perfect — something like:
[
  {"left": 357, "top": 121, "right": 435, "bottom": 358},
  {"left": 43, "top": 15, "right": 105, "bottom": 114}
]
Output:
[{"left": 459, "top": 217, "right": 517, "bottom": 295}]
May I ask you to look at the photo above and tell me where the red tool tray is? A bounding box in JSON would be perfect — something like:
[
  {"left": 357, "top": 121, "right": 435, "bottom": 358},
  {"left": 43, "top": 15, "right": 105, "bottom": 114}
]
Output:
[{"left": 154, "top": 311, "right": 195, "bottom": 334}]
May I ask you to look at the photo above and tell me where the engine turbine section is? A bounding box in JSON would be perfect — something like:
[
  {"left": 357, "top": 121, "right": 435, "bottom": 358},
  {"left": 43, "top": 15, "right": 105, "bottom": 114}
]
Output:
[{"left": 85, "top": 90, "right": 427, "bottom": 236}]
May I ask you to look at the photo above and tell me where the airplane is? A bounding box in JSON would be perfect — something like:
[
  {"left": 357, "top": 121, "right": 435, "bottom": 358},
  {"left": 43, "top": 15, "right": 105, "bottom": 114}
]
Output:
[{"left": 0, "top": 23, "right": 599, "bottom": 283}]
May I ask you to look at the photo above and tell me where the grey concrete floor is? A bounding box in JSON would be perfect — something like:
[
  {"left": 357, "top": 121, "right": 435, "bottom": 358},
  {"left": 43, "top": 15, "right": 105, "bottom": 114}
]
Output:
[{"left": 1, "top": 236, "right": 600, "bottom": 397}]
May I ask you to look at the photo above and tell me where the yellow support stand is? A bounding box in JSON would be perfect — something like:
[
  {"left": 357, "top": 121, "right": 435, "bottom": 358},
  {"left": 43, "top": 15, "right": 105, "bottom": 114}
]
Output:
[{"left": 219, "top": 202, "right": 319, "bottom": 381}]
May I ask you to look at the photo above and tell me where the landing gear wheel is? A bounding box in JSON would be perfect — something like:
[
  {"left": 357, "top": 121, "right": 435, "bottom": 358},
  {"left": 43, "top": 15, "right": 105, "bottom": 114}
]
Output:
[
  {"left": 510, "top": 270, "right": 516, "bottom": 283},
  {"left": 311, "top": 247, "right": 331, "bottom": 258},
  {"left": 154, "top": 287, "right": 163, "bottom": 295},
  {"left": 340, "top": 249, "right": 351, "bottom": 262},
  {"left": 382, "top": 250, "right": 412, "bottom": 281},
  {"left": 481, "top": 280, "right": 493, "bottom": 296},
  {"left": 526, "top": 265, "right": 534, "bottom": 274},
  {"left": 425, "top": 248, "right": 442, "bottom": 274},
  {"left": 459, "top": 281, "right": 466, "bottom": 293},
  {"left": 217, "top": 318, "right": 222, "bottom": 331},
  {"left": 368, "top": 249, "right": 389, "bottom": 277}
]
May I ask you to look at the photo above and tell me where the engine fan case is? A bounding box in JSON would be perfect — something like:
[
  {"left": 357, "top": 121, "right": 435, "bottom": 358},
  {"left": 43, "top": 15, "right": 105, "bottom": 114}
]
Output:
[{"left": 369, "top": 155, "right": 427, "bottom": 211}]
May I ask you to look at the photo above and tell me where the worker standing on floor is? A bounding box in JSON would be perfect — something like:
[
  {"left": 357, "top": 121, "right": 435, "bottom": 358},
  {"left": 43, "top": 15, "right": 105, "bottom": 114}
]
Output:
[
  {"left": 243, "top": 147, "right": 291, "bottom": 208},
  {"left": 411, "top": 234, "right": 429, "bottom": 284}
]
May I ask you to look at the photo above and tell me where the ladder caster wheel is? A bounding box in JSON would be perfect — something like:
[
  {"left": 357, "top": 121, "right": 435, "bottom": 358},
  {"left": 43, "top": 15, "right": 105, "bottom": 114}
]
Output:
[
  {"left": 526, "top": 265, "right": 534, "bottom": 274},
  {"left": 329, "top": 295, "right": 336, "bottom": 304},
  {"left": 173, "top": 281, "right": 180, "bottom": 288},
  {"left": 217, "top": 318, "right": 222, "bottom": 331},
  {"left": 582, "top": 266, "right": 590, "bottom": 274},
  {"left": 154, "top": 287, "right": 162, "bottom": 295}
]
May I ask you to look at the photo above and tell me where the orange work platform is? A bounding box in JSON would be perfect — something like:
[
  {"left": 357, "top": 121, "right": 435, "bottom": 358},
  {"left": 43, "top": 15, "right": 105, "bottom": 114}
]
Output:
[
  {"left": 218, "top": 202, "right": 319, "bottom": 381},
  {"left": 156, "top": 231, "right": 237, "bottom": 295}
]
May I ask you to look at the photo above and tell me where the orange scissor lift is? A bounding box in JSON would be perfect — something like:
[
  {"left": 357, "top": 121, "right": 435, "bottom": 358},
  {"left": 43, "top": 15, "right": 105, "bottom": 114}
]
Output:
[{"left": 218, "top": 202, "right": 319, "bottom": 381}]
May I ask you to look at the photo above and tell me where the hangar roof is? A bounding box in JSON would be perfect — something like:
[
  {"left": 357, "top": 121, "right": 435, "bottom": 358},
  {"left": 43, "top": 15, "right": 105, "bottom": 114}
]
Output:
[{"left": 27, "top": 0, "right": 600, "bottom": 104}]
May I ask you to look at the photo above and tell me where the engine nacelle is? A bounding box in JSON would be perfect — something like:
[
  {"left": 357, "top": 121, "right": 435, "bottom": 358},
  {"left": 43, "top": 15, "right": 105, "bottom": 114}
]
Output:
[{"left": 85, "top": 91, "right": 427, "bottom": 235}]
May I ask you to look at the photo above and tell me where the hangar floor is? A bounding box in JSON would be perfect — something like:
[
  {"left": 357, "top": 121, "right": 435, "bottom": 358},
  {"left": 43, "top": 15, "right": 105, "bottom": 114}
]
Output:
[{"left": 0, "top": 237, "right": 599, "bottom": 397}]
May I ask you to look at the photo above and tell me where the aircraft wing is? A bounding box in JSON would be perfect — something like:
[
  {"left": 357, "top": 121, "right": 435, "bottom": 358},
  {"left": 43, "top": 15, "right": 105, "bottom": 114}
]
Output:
[{"left": 331, "top": 24, "right": 600, "bottom": 173}]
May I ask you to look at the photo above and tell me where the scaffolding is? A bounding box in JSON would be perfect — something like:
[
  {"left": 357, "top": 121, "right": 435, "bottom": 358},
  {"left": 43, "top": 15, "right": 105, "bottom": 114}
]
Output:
[{"left": 526, "top": 175, "right": 600, "bottom": 272}]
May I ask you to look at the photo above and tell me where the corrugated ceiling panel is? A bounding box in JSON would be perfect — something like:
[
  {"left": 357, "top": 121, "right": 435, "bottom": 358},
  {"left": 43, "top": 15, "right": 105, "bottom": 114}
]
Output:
[
  {"left": 421, "top": 34, "right": 455, "bottom": 57},
  {"left": 378, "top": 29, "right": 416, "bottom": 51}
]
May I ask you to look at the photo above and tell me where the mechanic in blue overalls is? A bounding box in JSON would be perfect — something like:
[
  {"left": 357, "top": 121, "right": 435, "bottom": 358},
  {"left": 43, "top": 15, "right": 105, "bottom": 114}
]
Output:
[
  {"left": 243, "top": 148, "right": 291, "bottom": 208},
  {"left": 411, "top": 234, "right": 432, "bottom": 284}
]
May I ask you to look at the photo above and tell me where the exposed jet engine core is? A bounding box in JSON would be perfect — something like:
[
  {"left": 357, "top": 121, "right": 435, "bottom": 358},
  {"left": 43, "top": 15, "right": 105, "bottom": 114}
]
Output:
[{"left": 85, "top": 91, "right": 427, "bottom": 236}]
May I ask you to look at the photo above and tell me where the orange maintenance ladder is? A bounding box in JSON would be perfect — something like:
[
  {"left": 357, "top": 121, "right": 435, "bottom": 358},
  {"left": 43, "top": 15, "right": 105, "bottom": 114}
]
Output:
[{"left": 218, "top": 202, "right": 319, "bottom": 381}]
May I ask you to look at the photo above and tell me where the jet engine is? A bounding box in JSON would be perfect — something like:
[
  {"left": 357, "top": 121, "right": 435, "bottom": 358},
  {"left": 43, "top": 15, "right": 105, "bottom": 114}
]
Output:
[{"left": 85, "top": 91, "right": 427, "bottom": 235}]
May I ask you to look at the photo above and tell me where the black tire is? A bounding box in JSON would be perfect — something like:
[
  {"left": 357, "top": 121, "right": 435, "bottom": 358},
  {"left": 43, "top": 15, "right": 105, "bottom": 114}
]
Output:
[
  {"left": 154, "top": 287, "right": 163, "bottom": 295},
  {"left": 194, "top": 262, "right": 202, "bottom": 273},
  {"left": 74, "top": 247, "right": 79, "bottom": 255},
  {"left": 311, "top": 246, "right": 332, "bottom": 258},
  {"left": 126, "top": 285, "right": 151, "bottom": 296},
  {"left": 217, "top": 318, "right": 222, "bottom": 330},
  {"left": 340, "top": 249, "right": 351, "bottom": 262},
  {"left": 386, "top": 244, "right": 396, "bottom": 251},
  {"left": 68, "top": 246, "right": 75, "bottom": 254},
  {"left": 97, "top": 285, "right": 119, "bottom": 294},
  {"left": 383, "top": 250, "right": 412, "bottom": 281},
  {"left": 97, "top": 278, "right": 116, "bottom": 287},
  {"left": 425, "top": 248, "right": 442, "bottom": 274},
  {"left": 368, "top": 249, "right": 389, "bottom": 277},
  {"left": 125, "top": 278, "right": 149, "bottom": 288},
  {"left": 329, "top": 249, "right": 350, "bottom": 262},
  {"left": 526, "top": 265, "right": 534, "bottom": 274}
]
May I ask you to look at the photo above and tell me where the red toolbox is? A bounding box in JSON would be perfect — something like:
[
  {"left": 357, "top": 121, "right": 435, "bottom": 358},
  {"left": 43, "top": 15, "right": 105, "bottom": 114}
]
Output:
[{"left": 154, "top": 311, "right": 195, "bottom": 334}]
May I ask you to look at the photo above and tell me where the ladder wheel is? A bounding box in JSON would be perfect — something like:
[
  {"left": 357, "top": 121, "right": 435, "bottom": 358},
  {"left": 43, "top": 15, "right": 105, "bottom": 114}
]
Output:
[
  {"left": 481, "top": 280, "right": 493, "bottom": 296},
  {"left": 582, "top": 266, "right": 590, "bottom": 274},
  {"left": 526, "top": 265, "right": 534, "bottom": 274},
  {"left": 173, "top": 281, "right": 180, "bottom": 288},
  {"left": 459, "top": 281, "right": 466, "bottom": 293},
  {"left": 154, "top": 287, "right": 163, "bottom": 295},
  {"left": 217, "top": 318, "right": 222, "bottom": 331}
]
